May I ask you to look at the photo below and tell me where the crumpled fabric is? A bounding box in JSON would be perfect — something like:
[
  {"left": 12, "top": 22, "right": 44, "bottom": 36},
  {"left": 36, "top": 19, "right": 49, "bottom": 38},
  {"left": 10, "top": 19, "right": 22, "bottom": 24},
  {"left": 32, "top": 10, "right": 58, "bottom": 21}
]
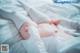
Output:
[{"left": 0, "top": 0, "right": 80, "bottom": 53}]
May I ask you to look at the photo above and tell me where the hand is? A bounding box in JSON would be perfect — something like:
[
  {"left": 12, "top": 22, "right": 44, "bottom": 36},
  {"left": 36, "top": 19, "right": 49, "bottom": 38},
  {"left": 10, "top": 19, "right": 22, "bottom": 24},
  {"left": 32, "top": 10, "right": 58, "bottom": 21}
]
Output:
[
  {"left": 19, "top": 21, "right": 37, "bottom": 40},
  {"left": 49, "top": 18, "right": 61, "bottom": 26}
]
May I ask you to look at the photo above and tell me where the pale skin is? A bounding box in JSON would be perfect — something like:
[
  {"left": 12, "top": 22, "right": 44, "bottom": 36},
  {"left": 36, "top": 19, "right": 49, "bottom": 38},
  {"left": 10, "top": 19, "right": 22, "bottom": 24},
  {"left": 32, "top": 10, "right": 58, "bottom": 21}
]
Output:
[{"left": 19, "top": 19, "right": 61, "bottom": 40}]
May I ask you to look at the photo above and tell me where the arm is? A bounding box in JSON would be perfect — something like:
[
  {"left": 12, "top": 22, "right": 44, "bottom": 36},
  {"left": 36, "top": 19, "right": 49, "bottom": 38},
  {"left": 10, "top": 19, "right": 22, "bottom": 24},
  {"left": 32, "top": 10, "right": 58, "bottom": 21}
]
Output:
[
  {"left": 28, "top": 7, "right": 60, "bottom": 26},
  {"left": 0, "top": 0, "right": 36, "bottom": 40}
]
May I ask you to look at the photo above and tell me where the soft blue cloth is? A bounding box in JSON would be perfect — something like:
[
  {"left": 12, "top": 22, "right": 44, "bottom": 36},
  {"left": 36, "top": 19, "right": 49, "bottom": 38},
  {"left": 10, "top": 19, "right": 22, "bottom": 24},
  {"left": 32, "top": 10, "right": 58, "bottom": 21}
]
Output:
[{"left": 0, "top": 0, "right": 80, "bottom": 53}]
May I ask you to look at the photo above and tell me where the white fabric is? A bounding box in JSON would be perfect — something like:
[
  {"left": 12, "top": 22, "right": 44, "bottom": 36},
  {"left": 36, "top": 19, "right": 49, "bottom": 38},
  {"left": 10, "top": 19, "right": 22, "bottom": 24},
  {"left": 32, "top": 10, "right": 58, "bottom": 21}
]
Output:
[
  {"left": 0, "top": 0, "right": 80, "bottom": 53},
  {"left": 21, "top": 26, "right": 47, "bottom": 53}
]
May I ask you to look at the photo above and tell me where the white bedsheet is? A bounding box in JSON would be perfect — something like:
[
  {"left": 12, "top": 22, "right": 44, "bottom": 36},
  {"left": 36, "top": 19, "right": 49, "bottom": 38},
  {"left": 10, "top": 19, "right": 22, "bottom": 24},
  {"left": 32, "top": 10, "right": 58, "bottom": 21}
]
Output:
[{"left": 0, "top": 0, "right": 80, "bottom": 53}]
